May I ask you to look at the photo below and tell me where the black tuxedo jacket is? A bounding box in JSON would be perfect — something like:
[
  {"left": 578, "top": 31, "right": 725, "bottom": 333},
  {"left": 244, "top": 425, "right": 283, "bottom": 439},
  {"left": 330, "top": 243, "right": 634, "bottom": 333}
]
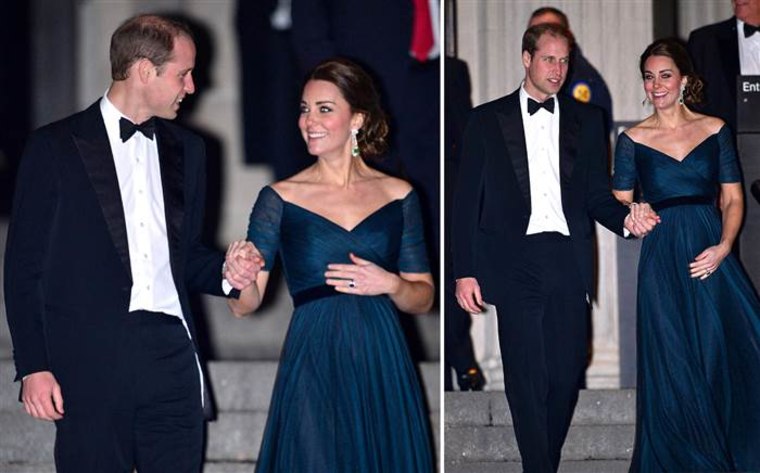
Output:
[
  {"left": 688, "top": 17, "right": 740, "bottom": 132},
  {"left": 4, "top": 101, "right": 227, "bottom": 388},
  {"left": 450, "top": 90, "right": 628, "bottom": 303}
]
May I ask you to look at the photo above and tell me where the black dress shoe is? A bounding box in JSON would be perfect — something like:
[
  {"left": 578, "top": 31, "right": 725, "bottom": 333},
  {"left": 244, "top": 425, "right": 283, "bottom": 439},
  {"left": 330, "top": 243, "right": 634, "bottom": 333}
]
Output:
[
  {"left": 458, "top": 367, "right": 486, "bottom": 391},
  {"left": 751, "top": 179, "right": 760, "bottom": 205}
]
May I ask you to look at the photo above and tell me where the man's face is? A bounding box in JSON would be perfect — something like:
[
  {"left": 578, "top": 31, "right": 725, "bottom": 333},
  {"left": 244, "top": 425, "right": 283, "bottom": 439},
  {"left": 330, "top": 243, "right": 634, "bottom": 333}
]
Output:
[
  {"left": 145, "top": 35, "right": 196, "bottom": 120},
  {"left": 734, "top": 0, "right": 760, "bottom": 25},
  {"left": 522, "top": 33, "right": 570, "bottom": 101}
]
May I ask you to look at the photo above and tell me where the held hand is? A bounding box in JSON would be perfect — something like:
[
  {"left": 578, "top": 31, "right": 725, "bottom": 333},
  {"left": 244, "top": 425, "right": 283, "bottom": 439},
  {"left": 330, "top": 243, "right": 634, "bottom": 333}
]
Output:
[
  {"left": 624, "top": 202, "right": 661, "bottom": 238},
  {"left": 225, "top": 240, "right": 264, "bottom": 290},
  {"left": 455, "top": 277, "right": 485, "bottom": 314},
  {"left": 21, "top": 371, "right": 64, "bottom": 421},
  {"left": 689, "top": 243, "right": 730, "bottom": 279},
  {"left": 325, "top": 253, "right": 398, "bottom": 296}
]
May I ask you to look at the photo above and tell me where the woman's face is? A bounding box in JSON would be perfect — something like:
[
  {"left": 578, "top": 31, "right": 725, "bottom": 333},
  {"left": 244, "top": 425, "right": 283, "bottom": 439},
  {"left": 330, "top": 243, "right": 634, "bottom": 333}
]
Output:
[
  {"left": 642, "top": 55, "right": 687, "bottom": 110},
  {"left": 298, "top": 80, "right": 362, "bottom": 159}
]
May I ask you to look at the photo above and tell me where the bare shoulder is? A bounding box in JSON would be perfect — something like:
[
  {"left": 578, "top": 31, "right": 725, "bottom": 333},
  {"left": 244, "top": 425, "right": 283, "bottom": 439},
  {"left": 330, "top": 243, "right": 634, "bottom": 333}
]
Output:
[
  {"left": 623, "top": 118, "right": 655, "bottom": 142},
  {"left": 692, "top": 113, "right": 725, "bottom": 135},
  {"left": 269, "top": 166, "right": 320, "bottom": 201},
  {"left": 373, "top": 173, "right": 413, "bottom": 200}
]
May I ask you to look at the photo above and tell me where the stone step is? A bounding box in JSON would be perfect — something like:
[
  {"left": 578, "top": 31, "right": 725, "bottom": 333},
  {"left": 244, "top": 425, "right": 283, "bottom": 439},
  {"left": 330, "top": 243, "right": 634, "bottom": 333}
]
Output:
[
  {"left": 444, "top": 460, "right": 630, "bottom": 473},
  {"left": 0, "top": 361, "right": 439, "bottom": 412},
  {"left": 0, "top": 360, "right": 440, "bottom": 467},
  {"left": 445, "top": 424, "right": 634, "bottom": 463},
  {"left": 445, "top": 390, "right": 635, "bottom": 426},
  {"left": 445, "top": 390, "right": 636, "bottom": 466},
  {"left": 0, "top": 463, "right": 262, "bottom": 473}
]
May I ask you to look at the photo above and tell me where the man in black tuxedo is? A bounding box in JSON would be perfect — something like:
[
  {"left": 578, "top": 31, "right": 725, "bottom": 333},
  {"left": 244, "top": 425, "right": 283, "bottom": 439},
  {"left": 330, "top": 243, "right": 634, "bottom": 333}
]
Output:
[
  {"left": 4, "top": 14, "right": 259, "bottom": 472},
  {"left": 688, "top": 0, "right": 760, "bottom": 133},
  {"left": 451, "top": 24, "right": 657, "bottom": 472}
]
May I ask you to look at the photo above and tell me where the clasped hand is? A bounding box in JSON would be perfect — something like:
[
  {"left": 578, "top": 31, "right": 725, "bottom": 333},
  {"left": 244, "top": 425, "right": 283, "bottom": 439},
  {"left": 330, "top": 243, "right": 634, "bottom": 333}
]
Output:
[
  {"left": 225, "top": 240, "right": 265, "bottom": 290},
  {"left": 325, "top": 252, "right": 400, "bottom": 296},
  {"left": 624, "top": 202, "right": 661, "bottom": 238}
]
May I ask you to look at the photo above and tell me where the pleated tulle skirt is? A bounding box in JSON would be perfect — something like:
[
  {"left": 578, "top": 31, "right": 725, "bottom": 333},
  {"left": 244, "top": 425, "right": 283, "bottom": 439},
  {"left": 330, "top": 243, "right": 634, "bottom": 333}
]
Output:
[
  {"left": 254, "top": 294, "right": 433, "bottom": 473},
  {"left": 630, "top": 204, "right": 760, "bottom": 472}
]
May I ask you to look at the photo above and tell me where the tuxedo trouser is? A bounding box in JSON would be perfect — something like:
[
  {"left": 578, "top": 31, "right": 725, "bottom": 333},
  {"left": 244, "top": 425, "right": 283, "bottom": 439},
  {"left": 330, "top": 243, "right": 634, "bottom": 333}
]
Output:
[
  {"left": 496, "top": 233, "right": 588, "bottom": 473},
  {"left": 54, "top": 311, "right": 203, "bottom": 473}
]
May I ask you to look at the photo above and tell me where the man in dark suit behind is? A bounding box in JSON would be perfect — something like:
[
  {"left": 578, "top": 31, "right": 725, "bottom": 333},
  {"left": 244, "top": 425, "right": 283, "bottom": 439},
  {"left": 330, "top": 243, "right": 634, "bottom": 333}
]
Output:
[
  {"left": 451, "top": 24, "right": 657, "bottom": 472},
  {"left": 688, "top": 0, "right": 760, "bottom": 133},
  {"left": 4, "top": 14, "right": 258, "bottom": 472}
]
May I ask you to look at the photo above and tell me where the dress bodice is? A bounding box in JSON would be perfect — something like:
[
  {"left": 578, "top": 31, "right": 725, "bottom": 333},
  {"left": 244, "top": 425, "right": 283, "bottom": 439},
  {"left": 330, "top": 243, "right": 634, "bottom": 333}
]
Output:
[
  {"left": 246, "top": 186, "right": 430, "bottom": 295},
  {"left": 612, "top": 125, "right": 740, "bottom": 202}
]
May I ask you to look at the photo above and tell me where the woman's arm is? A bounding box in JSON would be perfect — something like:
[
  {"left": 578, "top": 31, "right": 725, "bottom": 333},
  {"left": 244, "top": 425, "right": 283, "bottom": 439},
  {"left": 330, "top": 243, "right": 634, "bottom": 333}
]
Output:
[
  {"left": 389, "top": 272, "right": 435, "bottom": 315},
  {"left": 224, "top": 240, "right": 269, "bottom": 317},
  {"left": 717, "top": 183, "right": 743, "bottom": 249},
  {"left": 227, "top": 271, "right": 270, "bottom": 317},
  {"left": 688, "top": 182, "right": 742, "bottom": 279}
]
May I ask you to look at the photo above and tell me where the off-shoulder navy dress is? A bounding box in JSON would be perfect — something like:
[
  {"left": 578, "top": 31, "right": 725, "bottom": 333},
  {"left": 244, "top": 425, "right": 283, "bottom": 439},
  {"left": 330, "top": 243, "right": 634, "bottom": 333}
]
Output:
[
  {"left": 248, "top": 186, "right": 434, "bottom": 473},
  {"left": 613, "top": 126, "right": 760, "bottom": 472}
]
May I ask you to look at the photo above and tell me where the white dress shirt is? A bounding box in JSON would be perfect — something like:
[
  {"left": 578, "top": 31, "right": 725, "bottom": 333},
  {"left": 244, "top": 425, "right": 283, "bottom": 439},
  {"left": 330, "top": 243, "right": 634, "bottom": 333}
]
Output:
[
  {"left": 100, "top": 94, "right": 207, "bottom": 404},
  {"left": 738, "top": 19, "right": 760, "bottom": 75},
  {"left": 519, "top": 85, "right": 570, "bottom": 236},
  {"left": 100, "top": 95, "right": 184, "bottom": 318}
]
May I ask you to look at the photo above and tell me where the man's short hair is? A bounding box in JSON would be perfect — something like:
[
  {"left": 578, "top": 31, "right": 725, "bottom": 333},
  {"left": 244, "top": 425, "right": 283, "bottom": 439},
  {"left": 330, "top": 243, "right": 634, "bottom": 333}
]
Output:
[
  {"left": 110, "top": 14, "right": 193, "bottom": 80},
  {"left": 522, "top": 23, "right": 573, "bottom": 57}
]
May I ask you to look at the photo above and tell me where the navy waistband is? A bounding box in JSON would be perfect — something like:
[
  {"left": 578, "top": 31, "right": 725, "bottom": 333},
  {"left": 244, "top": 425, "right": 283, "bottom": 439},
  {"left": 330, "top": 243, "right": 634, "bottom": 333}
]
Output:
[
  {"left": 525, "top": 231, "right": 571, "bottom": 242},
  {"left": 651, "top": 195, "right": 713, "bottom": 211},
  {"left": 129, "top": 310, "right": 181, "bottom": 325},
  {"left": 292, "top": 285, "right": 341, "bottom": 308}
]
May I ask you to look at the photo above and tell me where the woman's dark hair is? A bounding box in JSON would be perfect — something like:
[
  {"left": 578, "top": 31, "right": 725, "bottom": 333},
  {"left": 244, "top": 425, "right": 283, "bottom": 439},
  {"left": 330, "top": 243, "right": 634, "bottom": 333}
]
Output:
[
  {"left": 639, "top": 38, "right": 704, "bottom": 105},
  {"left": 110, "top": 14, "right": 193, "bottom": 81},
  {"left": 307, "top": 58, "right": 389, "bottom": 158}
]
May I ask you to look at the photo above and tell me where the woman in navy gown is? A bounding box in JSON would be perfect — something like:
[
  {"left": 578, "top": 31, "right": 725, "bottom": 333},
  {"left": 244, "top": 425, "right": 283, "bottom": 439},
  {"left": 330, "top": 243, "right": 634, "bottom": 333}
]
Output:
[
  {"left": 227, "top": 58, "right": 435, "bottom": 473},
  {"left": 613, "top": 38, "right": 760, "bottom": 472}
]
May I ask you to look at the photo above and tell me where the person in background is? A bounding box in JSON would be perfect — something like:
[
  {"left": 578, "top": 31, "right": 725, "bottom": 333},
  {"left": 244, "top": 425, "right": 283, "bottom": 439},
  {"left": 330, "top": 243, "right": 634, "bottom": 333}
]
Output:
[
  {"left": 528, "top": 6, "right": 614, "bottom": 133},
  {"left": 688, "top": 0, "right": 760, "bottom": 134},
  {"left": 444, "top": 55, "right": 485, "bottom": 391}
]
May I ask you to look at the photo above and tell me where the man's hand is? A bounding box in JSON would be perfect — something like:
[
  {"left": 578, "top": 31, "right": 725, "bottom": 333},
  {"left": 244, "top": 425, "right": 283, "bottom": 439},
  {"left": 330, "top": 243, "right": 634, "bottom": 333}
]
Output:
[
  {"left": 624, "top": 202, "right": 660, "bottom": 238},
  {"left": 21, "top": 371, "right": 64, "bottom": 421},
  {"left": 455, "top": 277, "right": 485, "bottom": 314},
  {"left": 225, "top": 240, "right": 264, "bottom": 290}
]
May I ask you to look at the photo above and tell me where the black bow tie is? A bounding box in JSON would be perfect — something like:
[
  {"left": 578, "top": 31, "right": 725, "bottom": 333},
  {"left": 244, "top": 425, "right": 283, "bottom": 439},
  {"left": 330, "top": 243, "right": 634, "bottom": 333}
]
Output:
[
  {"left": 528, "top": 97, "right": 555, "bottom": 115},
  {"left": 745, "top": 22, "right": 760, "bottom": 38},
  {"left": 119, "top": 117, "right": 156, "bottom": 142}
]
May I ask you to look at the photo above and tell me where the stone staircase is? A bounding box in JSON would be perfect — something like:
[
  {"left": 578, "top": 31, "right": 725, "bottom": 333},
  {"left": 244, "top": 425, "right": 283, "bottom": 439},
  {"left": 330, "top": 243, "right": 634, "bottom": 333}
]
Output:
[
  {"left": 444, "top": 390, "right": 635, "bottom": 472},
  {"left": 0, "top": 360, "right": 440, "bottom": 472}
]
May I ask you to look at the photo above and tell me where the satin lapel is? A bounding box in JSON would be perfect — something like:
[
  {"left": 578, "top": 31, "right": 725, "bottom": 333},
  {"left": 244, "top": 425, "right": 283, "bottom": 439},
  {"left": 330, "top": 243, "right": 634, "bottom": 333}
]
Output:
[
  {"left": 73, "top": 103, "right": 132, "bottom": 279},
  {"left": 155, "top": 120, "right": 185, "bottom": 277},
  {"left": 559, "top": 96, "right": 578, "bottom": 205},
  {"left": 496, "top": 93, "right": 531, "bottom": 210},
  {"left": 718, "top": 19, "right": 740, "bottom": 97}
]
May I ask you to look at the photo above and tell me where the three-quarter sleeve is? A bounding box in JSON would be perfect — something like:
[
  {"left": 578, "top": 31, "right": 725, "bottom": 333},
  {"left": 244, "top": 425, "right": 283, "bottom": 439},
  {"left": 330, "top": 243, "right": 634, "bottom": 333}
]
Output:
[
  {"left": 246, "top": 186, "right": 283, "bottom": 271},
  {"left": 612, "top": 133, "right": 637, "bottom": 191},
  {"left": 398, "top": 190, "right": 430, "bottom": 274},
  {"left": 717, "top": 125, "right": 741, "bottom": 183}
]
